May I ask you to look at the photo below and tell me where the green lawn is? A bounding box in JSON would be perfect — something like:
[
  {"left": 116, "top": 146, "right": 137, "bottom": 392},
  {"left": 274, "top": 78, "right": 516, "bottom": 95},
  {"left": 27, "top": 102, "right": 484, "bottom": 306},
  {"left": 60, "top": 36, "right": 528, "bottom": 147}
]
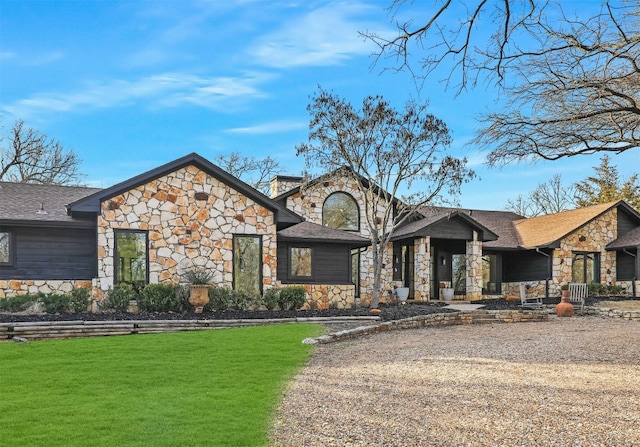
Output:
[{"left": 0, "top": 324, "right": 322, "bottom": 447}]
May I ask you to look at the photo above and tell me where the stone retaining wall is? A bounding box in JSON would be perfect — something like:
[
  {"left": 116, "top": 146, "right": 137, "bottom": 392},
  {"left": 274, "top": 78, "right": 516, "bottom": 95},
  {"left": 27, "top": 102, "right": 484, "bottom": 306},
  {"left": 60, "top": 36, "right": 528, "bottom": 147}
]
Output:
[
  {"left": 0, "top": 316, "right": 379, "bottom": 342},
  {"left": 306, "top": 309, "right": 550, "bottom": 344}
]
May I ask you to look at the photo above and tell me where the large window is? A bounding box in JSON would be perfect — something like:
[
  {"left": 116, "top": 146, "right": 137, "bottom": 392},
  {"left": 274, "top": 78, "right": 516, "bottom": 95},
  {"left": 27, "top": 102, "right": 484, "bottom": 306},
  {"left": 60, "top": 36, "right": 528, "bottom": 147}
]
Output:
[
  {"left": 115, "top": 230, "right": 148, "bottom": 288},
  {"left": 572, "top": 252, "right": 600, "bottom": 284},
  {"left": 452, "top": 254, "right": 466, "bottom": 294},
  {"left": 351, "top": 248, "right": 360, "bottom": 297},
  {"left": 233, "top": 235, "right": 262, "bottom": 295},
  {"left": 482, "top": 254, "right": 500, "bottom": 293},
  {"left": 323, "top": 192, "right": 359, "bottom": 230},
  {"left": 0, "top": 231, "right": 12, "bottom": 266},
  {"left": 290, "top": 247, "right": 313, "bottom": 278}
]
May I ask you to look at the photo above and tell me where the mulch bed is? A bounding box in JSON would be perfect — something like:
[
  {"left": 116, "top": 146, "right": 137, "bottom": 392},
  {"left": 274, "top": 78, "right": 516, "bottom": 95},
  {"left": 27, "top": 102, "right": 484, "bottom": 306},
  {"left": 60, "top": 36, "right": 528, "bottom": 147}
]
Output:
[{"left": 1, "top": 296, "right": 634, "bottom": 324}]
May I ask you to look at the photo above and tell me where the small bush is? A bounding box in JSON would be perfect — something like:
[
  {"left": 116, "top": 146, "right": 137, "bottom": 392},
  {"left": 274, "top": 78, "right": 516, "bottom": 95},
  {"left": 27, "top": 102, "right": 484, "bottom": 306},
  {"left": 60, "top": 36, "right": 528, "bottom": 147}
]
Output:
[
  {"left": 0, "top": 294, "right": 38, "bottom": 312},
  {"left": 207, "top": 286, "right": 231, "bottom": 312},
  {"left": 69, "top": 288, "right": 91, "bottom": 312},
  {"left": 589, "top": 283, "right": 625, "bottom": 297},
  {"left": 103, "top": 283, "right": 137, "bottom": 312},
  {"left": 262, "top": 288, "right": 280, "bottom": 310},
  {"left": 278, "top": 286, "right": 306, "bottom": 311},
  {"left": 40, "top": 293, "right": 70, "bottom": 314},
  {"left": 229, "top": 290, "right": 253, "bottom": 311},
  {"left": 139, "top": 284, "right": 185, "bottom": 313}
]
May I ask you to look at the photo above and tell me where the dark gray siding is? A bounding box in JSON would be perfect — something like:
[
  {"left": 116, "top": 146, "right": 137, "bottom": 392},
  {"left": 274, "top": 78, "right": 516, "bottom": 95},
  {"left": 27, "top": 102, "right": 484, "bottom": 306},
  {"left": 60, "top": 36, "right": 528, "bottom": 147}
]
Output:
[
  {"left": 502, "top": 250, "right": 550, "bottom": 282},
  {"left": 278, "top": 242, "right": 351, "bottom": 284},
  {"left": 617, "top": 250, "right": 637, "bottom": 280},
  {"left": 0, "top": 226, "right": 96, "bottom": 280},
  {"left": 618, "top": 209, "right": 638, "bottom": 237}
]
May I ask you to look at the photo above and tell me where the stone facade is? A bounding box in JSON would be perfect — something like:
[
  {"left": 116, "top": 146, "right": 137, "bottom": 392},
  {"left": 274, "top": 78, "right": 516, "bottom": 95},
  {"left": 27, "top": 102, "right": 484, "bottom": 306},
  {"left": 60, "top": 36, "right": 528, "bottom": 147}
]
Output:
[
  {"left": 96, "top": 165, "right": 278, "bottom": 295},
  {"left": 287, "top": 283, "right": 356, "bottom": 309},
  {"left": 413, "top": 237, "right": 430, "bottom": 301},
  {"left": 554, "top": 207, "right": 617, "bottom": 291},
  {"left": 466, "top": 235, "right": 483, "bottom": 300},
  {"left": 0, "top": 280, "right": 92, "bottom": 299}
]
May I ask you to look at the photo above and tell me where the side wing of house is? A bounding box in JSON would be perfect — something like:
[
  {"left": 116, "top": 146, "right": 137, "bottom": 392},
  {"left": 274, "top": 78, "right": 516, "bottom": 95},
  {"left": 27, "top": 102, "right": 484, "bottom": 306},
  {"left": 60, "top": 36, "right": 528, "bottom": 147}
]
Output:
[
  {"left": 502, "top": 201, "right": 640, "bottom": 298},
  {"left": 0, "top": 182, "right": 101, "bottom": 297},
  {"left": 68, "top": 153, "right": 302, "bottom": 298}
]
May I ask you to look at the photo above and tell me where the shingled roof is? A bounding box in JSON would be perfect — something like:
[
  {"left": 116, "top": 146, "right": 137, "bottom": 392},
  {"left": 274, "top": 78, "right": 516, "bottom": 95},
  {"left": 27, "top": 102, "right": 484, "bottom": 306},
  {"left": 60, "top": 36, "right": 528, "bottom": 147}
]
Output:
[
  {"left": 0, "top": 182, "right": 100, "bottom": 227},
  {"left": 514, "top": 201, "right": 620, "bottom": 249},
  {"left": 277, "top": 221, "right": 371, "bottom": 247}
]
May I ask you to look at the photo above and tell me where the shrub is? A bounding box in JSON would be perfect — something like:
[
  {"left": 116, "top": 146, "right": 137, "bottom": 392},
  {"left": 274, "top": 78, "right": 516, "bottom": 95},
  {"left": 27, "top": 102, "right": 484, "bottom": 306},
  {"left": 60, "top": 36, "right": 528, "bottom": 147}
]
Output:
[
  {"left": 229, "top": 290, "right": 253, "bottom": 311},
  {"left": 69, "top": 288, "right": 92, "bottom": 312},
  {"left": 0, "top": 294, "right": 38, "bottom": 312},
  {"left": 278, "top": 286, "right": 306, "bottom": 311},
  {"left": 40, "top": 293, "right": 70, "bottom": 314},
  {"left": 589, "top": 283, "right": 625, "bottom": 297},
  {"left": 103, "top": 283, "right": 137, "bottom": 312},
  {"left": 207, "top": 286, "right": 231, "bottom": 312},
  {"left": 139, "top": 284, "right": 185, "bottom": 313},
  {"left": 262, "top": 288, "right": 280, "bottom": 310}
]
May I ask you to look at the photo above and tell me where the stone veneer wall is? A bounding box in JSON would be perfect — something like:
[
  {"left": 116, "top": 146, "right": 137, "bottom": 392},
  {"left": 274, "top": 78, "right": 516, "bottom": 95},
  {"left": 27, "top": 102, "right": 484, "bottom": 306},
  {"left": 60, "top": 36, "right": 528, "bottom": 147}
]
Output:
[
  {"left": 95, "top": 165, "right": 278, "bottom": 296},
  {"left": 284, "top": 174, "right": 396, "bottom": 302},
  {"left": 466, "top": 236, "right": 483, "bottom": 300},
  {"left": 0, "top": 280, "right": 92, "bottom": 299},
  {"left": 413, "top": 237, "right": 430, "bottom": 301},
  {"left": 553, "top": 207, "right": 617, "bottom": 294},
  {"left": 287, "top": 283, "right": 356, "bottom": 309}
]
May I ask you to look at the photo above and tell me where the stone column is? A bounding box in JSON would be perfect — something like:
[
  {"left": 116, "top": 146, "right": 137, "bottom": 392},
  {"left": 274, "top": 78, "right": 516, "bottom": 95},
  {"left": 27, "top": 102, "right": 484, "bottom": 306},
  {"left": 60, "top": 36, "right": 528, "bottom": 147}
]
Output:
[
  {"left": 466, "top": 231, "right": 483, "bottom": 301},
  {"left": 413, "top": 237, "right": 430, "bottom": 301}
]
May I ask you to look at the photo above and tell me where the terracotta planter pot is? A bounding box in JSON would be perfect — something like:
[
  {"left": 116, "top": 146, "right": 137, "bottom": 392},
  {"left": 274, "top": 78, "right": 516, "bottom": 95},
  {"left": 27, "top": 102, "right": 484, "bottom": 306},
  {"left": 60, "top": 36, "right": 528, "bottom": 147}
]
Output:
[
  {"left": 189, "top": 285, "right": 210, "bottom": 313},
  {"left": 555, "top": 300, "right": 574, "bottom": 317}
]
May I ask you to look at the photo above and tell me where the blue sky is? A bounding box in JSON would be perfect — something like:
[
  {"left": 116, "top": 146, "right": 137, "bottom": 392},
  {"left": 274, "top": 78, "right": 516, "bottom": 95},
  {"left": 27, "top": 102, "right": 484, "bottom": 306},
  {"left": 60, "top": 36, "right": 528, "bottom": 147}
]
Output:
[{"left": 1, "top": 0, "right": 637, "bottom": 209}]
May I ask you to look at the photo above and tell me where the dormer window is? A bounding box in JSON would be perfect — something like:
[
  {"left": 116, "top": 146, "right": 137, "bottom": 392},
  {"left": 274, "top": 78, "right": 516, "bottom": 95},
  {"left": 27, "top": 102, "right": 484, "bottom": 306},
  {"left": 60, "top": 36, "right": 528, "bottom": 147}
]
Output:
[{"left": 322, "top": 192, "right": 359, "bottom": 231}]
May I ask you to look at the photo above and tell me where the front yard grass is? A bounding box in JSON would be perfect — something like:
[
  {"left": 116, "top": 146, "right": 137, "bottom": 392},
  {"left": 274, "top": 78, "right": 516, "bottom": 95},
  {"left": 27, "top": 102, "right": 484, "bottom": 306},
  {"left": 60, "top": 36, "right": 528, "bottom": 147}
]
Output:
[{"left": 0, "top": 324, "right": 322, "bottom": 447}]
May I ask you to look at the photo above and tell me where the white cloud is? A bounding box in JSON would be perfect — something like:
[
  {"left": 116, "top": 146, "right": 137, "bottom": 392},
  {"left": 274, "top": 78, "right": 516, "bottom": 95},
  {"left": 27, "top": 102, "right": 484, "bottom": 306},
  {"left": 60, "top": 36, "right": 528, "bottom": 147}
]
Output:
[
  {"left": 251, "top": 2, "right": 391, "bottom": 68},
  {"left": 225, "top": 119, "right": 307, "bottom": 134},
  {"left": 1, "top": 71, "right": 273, "bottom": 119}
]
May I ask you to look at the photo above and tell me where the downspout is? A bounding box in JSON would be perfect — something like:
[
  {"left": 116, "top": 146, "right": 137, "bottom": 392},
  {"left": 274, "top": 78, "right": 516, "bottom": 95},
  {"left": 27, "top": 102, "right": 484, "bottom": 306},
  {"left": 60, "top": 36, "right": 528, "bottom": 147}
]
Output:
[
  {"left": 536, "top": 248, "right": 551, "bottom": 299},
  {"left": 623, "top": 248, "right": 637, "bottom": 298}
]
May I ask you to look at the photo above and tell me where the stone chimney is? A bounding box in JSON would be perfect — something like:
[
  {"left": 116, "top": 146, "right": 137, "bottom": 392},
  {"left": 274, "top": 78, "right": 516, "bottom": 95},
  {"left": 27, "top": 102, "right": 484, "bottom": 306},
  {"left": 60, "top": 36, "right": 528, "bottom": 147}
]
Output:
[{"left": 270, "top": 175, "right": 303, "bottom": 198}]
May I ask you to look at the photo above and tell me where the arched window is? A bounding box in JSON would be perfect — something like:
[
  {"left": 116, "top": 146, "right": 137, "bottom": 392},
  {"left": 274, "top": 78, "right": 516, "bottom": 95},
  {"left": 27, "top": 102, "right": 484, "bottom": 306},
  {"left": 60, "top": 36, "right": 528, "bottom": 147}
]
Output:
[{"left": 322, "top": 192, "right": 359, "bottom": 230}]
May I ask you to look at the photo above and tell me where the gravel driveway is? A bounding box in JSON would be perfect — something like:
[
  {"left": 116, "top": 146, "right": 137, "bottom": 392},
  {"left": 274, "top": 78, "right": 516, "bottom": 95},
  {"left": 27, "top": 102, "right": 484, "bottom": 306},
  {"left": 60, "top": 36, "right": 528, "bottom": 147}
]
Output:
[{"left": 271, "top": 316, "right": 640, "bottom": 446}]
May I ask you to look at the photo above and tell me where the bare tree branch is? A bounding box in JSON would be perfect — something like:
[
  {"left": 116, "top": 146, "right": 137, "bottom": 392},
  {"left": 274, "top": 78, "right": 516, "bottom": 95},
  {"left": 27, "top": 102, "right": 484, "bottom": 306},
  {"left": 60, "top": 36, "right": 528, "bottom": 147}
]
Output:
[
  {"left": 296, "top": 88, "right": 474, "bottom": 308},
  {"left": 215, "top": 151, "right": 284, "bottom": 195},
  {"left": 365, "top": 1, "right": 640, "bottom": 163},
  {"left": 0, "top": 119, "right": 83, "bottom": 185}
]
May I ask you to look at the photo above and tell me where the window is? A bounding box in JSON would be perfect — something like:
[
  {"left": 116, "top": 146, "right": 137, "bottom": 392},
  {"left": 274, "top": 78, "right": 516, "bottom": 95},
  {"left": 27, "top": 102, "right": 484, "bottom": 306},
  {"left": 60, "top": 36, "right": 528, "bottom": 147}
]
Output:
[
  {"left": 0, "top": 231, "right": 13, "bottom": 266},
  {"left": 351, "top": 248, "right": 360, "bottom": 297},
  {"left": 572, "top": 252, "right": 600, "bottom": 284},
  {"left": 323, "top": 192, "right": 359, "bottom": 230},
  {"left": 115, "top": 230, "right": 148, "bottom": 288},
  {"left": 452, "top": 254, "right": 466, "bottom": 294},
  {"left": 290, "top": 247, "right": 313, "bottom": 278},
  {"left": 233, "top": 235, "right": 262, "bottom": 295},
  {"left": 482, "top": 254, "right": 500, "bottom": 293}
]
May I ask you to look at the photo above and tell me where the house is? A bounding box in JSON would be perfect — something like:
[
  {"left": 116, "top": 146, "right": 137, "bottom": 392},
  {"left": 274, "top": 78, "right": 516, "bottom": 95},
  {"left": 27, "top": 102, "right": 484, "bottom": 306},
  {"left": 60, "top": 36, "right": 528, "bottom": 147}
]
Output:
[{"left": 1, "top": 152, "right": 639, "bottom": 306}]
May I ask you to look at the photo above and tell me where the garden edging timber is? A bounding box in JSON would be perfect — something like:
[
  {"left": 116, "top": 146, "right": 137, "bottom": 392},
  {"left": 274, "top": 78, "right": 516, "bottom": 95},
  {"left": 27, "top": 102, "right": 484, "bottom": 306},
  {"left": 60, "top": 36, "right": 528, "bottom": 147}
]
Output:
[{"left": 2, "top": 306, "right": 638, "bottom": 342}]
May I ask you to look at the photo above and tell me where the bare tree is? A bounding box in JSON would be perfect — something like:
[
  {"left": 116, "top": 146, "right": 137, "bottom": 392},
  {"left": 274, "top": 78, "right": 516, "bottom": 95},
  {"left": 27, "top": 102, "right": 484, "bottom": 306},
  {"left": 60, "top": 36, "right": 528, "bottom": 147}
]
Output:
[
  {"left": 365, "top": 1, "right": 640, "bottom": 163},
  {"left": 0, "top": 120, "right": 83, "bottom": 185},
  {"left": 505, "top": 174, "right": 576, "bottom": 217},
  {"left": 215, "top": 151, "right": 283, "bottom": 195},
  {"left": 297, "top": 88, "right": 474, "bottom": 308}
]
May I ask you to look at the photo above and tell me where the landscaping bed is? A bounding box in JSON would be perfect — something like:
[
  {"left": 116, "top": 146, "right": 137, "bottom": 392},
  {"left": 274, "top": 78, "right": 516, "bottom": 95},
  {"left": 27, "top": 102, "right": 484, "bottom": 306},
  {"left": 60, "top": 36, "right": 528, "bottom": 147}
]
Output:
[{"left": 2, "top": 296, "right": 636, "bottom": 324}]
